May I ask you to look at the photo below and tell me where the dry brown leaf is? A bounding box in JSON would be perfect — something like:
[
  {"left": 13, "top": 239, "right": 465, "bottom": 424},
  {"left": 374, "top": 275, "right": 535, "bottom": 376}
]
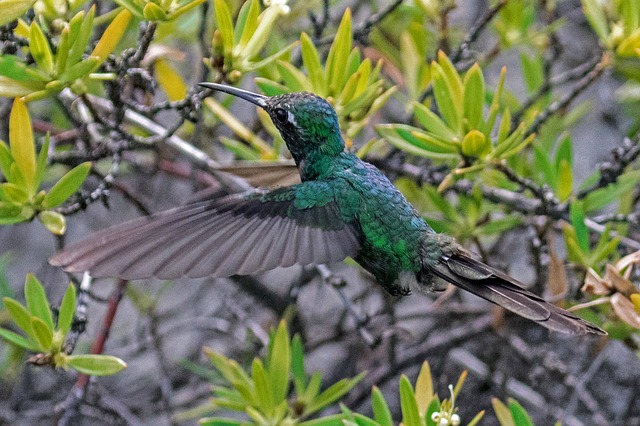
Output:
[
  {"left": 604, "top": 264, "right": 639, "bottom": 296},
  {"left": 547, "top": 236, "right": 568, "bottom": 301},
  {"left": 611, "top": 293, "right": 640, "bottom": 329},
  {"left": 581, "top": 268, "right": 611, "bottom": 295},
  {"left": 616, "top": 249, "right": 640, "bottom": 279}
]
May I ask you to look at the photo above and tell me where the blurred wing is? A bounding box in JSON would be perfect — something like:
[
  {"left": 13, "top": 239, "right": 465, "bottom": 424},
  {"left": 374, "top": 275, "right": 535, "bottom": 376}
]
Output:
[
  {"left": 50, "top": 185, "right": 361, "bottom": 280},
  {"left": 431, "top": 251, "right": 606, "bottom": 335}
]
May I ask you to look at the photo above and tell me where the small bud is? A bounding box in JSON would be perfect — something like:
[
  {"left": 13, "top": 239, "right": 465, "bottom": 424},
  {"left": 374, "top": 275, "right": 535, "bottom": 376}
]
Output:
[
  {"left": 451, "top": 414, "right": 461, "bottom": 426},
  {"left": 461, "top": 129, "right": 487, "bottom": 157},
  {"left": 431, "top": 412, "right": 442, "bottom": 422},
  {"left": 227, "top": 70, "right": 242, "bottom": 83}
]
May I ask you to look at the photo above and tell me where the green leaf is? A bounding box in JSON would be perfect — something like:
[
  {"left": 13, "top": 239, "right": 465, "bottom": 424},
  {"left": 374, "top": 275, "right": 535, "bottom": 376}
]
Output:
[
  {"left": 582, "top": 0, "right": 609, "bottom": 41},
  {"left": 276, "top": 60, "right": 311, "bottom": 92},
  {"left": 399, "top": 375, "right": 420, "bottom": 426},
  {"left": 463, "top": 63, "right": 485, "bottom": 130},
  {"left": 25, "top": 273, "right": 54, "bottom": 331},
  {"left": 371, "top": 387, "right": 393, "bottom": 426},
  {"left": 291, "top": 334, "right": 307, "bottom": 395},
  {"left": 67, "top": 6, "right": 95, "bottom": 67},
  {"left": 325, "top": 9, "right": 352, "bottom": 93},
  {"left": 0, "top": 55, "right": 35, "bottom": 82},
  {"left": 55, "top": 27, "right": 71, "bottom": 76},
  {"left": 300, "top": 32, "right": 325, "bottom": 94},
  {"left": 42, "top": 161, "right": 91, "bottom": 208},
  {"left": 425, "top": 397, "right": 441, "bottom": 426},
  {"left": 59, "top": 57, "right": 100, "bottom": 82},
  {"left": 236, "top": 0, "right": 259, "bottom": 46},
  {"left": 29, "top": 22, "right": 54, "bottom": 75},
  {"left": 31, "top": 316, "right": 53, "bottom": 350},
  {"left": 570, "top": 201, "right": 589, "bottom": 252},
  {"left": 113, "top": 0, "right": 144, "bottom": 18},
  {"left": 412, "top": 102, "right": 458, "bottom": 141},
  {"left": 520, "top": 53, "right": 544, "bottom": 94},
  {"left": 57, "top": 283, "right": 76, "bottom": 335},
  {"left": 305, "top": 372, "right": 365, "bottom": 415},
  {"left": 9, "top": 98, "right": 36, "bottom": 194},
  {"left": 66, "top": 354, "right": 127, "bottom": 375},
  {"left": 267, "top": 320, "right": 290, "bottom": 404},
  {"left": 0, "top": 327, "right": 40, "bottom": 351},
  {"left": 34, "top": 133, "right": 49, "bottom": 189},
  {"left": 554, "top": 136, "right": 572, "bottom": 172},
  {"left": 507, "top": 399, "right": 534, "bottom": 426},
  {"left": 298, "top": 414, "right": 347, "bottom": 426},
  {"left": 0, "top": 141, "right": 13, "bottom": 179},
  {"left": 478, "top": 215, "right": 522, "bottom": 235},
  {"left": 199, "top": 419, "right": 245, "bottom": 426}
]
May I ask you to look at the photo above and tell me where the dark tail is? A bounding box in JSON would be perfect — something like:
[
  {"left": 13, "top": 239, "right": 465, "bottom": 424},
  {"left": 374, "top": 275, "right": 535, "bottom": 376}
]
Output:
[{"left": 430, "top": 251, "right": 606, "bottom": 335}]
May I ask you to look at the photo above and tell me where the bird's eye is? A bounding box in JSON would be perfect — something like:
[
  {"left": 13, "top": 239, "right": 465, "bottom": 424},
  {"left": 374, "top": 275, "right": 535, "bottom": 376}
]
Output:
[{"left": 274, "top": 108, "right": 288, "bottom": 124}]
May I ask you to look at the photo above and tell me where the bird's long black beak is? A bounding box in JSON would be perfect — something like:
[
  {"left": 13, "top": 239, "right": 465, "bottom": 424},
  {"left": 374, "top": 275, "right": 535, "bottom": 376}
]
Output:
[{"left": 199, "top": 82, "right": 268, "bottom": 108}]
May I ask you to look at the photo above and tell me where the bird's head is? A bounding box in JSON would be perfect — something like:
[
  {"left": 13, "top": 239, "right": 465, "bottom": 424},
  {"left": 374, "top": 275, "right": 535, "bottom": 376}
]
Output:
[{"left": 199, "top": 83, "right": 345, "bottom": 167}]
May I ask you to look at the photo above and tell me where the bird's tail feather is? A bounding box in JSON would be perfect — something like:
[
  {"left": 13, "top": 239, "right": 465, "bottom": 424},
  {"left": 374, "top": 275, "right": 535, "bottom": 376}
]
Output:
[{"left": 429, "top": 251, "right": 606, "bottom": 335}]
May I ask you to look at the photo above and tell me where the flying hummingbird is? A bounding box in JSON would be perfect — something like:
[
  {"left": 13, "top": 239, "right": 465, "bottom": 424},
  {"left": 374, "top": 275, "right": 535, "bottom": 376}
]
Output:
[{"left": 50, "top": 83, "right": 605, "bottom": 335}]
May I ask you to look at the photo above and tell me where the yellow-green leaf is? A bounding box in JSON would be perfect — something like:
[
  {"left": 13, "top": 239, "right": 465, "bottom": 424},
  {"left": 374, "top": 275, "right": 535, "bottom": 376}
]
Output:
[
  {"left": 412, "top": 101, "right": 458, "bottom": 141},
  {"left": 143, "top": 2, "right": 167, "bottom": 21},
  {"left": 9, "top": 98, "right": 36, "bottom": 192},
  {"left": 66, "top": 354, "right": 127, "bottom": 376},
  {"left": 29, "top": 22, "right": 54, "bottom": 75},
  {"left": 25, "top": 273, "right": 54, "bottom": 330},
  {"left": 55, "top": 27, "right": 71, "bottom": 76},
  {"left": 491, "top": 398, "right": 515, "bottom": 426},
  {"left": 214, "top": 0, "right": 234, "bottom": 58},
  {"left": 1, "top": 182, "right": 29, "bottom": 204},
  {"left": 0, "top": 328, "right": 40, "bottom": 351},
  {"left": 3, "top": 297, "right": 35, "bottom": 339},
  {"left": 42, "top": 161, "right": 91, "bottom": 208},
  {"left": 31, "top": 316, "right": 53, "bottom": 350},
  {"left": 463, "top": 63, "right": 485, "bottom": 129},
  {"left": 557, "top": 159, "right": 573, "bottom": 202},
  {"left": 300, "top": 32, "right": 325, "bottom": 94},
  {"left": 431, "top": 64, "right": 460, "bottom": 132},
  {"left": 38, "top": 210, "right": 66, "bottom": 234},
  {"left": 238, "top": 0, "right": 260, "bottom": 47},
  {"left": 461, "top": 130, "right": 488, "bottom": 157},
  {"left": 91, "top": 9, "right": 132, "bottom": 65},
  {"left": 267, "top": 320, "right": 290, "bottom": 404},
  {"left": 0, "top": 76, "right": 44, "bottom": 98},
  {"left": 325, "top": 9, "right": 352, "bottom": 93},
  {"left": 399, "top": 375, "right": 420, "bottom": 426},
  {"left": 0, "top": 0, "right": 37, "bottom": 26}
]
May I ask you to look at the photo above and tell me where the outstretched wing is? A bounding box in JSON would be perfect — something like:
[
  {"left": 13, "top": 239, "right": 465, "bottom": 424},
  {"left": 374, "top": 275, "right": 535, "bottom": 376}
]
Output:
[
  {"left": 50, "top": 183, "right": 361, "bottom": 280},
  {"left": 430, "top": 250, "right": 606, "bottom": 335}
]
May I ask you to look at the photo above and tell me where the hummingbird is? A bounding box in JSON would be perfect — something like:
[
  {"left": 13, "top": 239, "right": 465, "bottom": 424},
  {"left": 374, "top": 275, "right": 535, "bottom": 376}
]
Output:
[{"left": 50, "top": 83, "right": 605, "bottom": 335}]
